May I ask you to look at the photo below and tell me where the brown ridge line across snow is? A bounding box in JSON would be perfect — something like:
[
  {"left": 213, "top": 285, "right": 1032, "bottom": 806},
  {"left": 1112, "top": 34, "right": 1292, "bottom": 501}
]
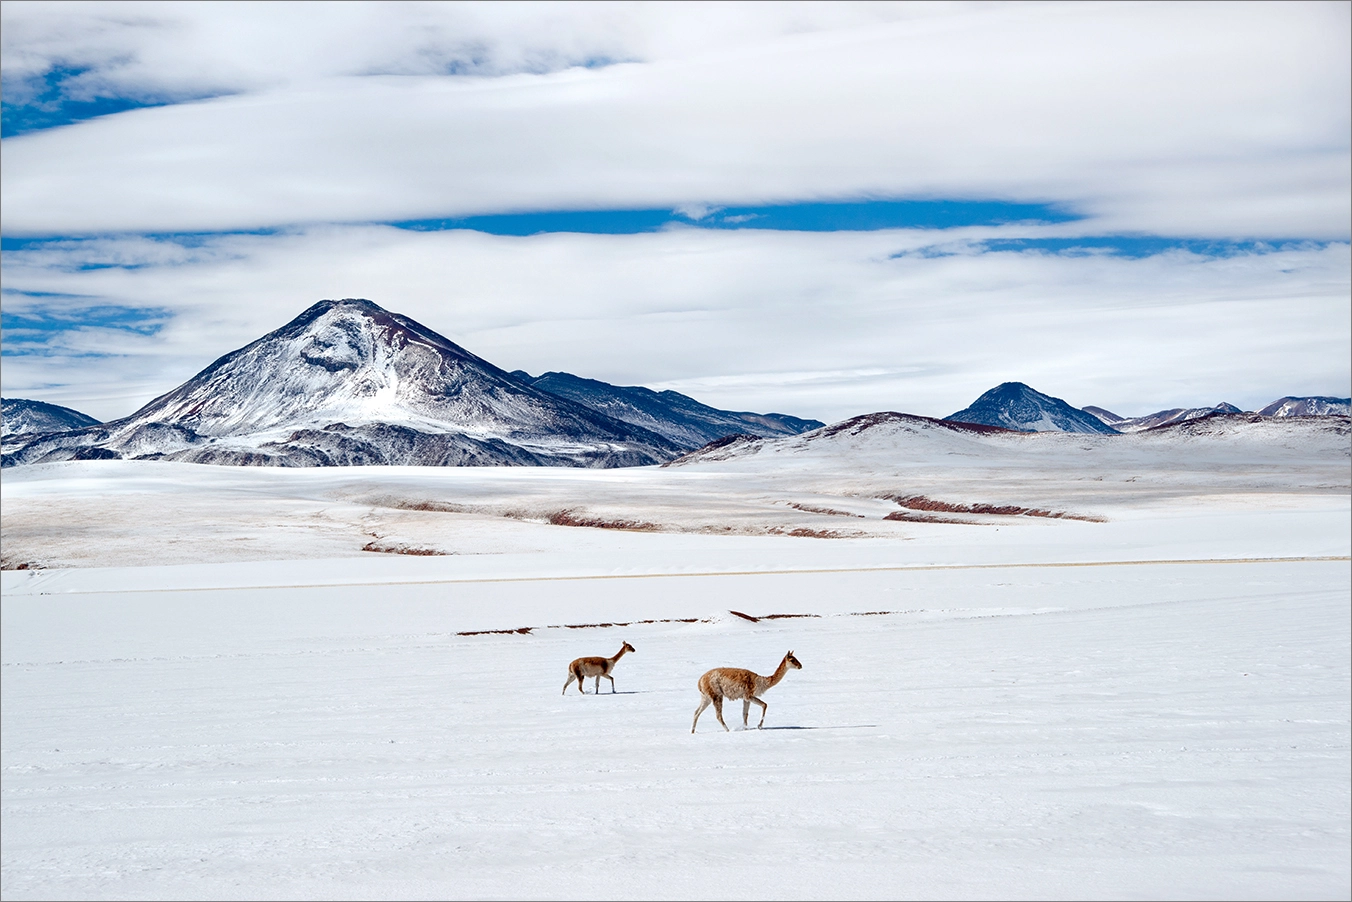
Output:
[
  {"left": 458, "top": 612, "right": 821, "bottom": 635},
  {"left": 11, "top": 556, "right": 1348, "bottom": 595},
  {"left": 729, "top": 610, "right": 821, "bottom": 622},
  {"left": 458, "top": 617, "right": 712, "bottom": 635}
]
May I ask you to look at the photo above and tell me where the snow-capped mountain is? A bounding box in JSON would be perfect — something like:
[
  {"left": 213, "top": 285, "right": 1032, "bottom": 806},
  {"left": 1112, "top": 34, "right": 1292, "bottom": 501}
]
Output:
[
  {"left": 944, "top": 382, "right": 1119, "bottom": 434},
  {"left": 1257, "top": 396, "right": 1351, "bottom": 417},
  {"left": 514, "top": 370, "right": 823, "bottom": 449},
  {"left": 4, "top": 299, "right": 688, "bottom": 468},
  {"left": 1, "top": 398, "right": 100, "bottom": 444},
  {"left": 1082, "top": 402, "right": 1243, "bottom": 433}
]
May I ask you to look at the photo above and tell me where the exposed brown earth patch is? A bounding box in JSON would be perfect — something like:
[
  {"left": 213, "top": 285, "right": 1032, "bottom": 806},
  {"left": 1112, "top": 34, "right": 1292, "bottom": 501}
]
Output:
[
  {"left": 767, "top": 526, "right": 850, "bottom": 538},
  {"left": 884, "top": 511, "right": 984, "bottom": 525},
  {"left": 455, "top": 609, "right": 914, "bottom": 638},
  {"left": 882, "top": 494, "right": 1106, "bottom": 522},
  {"left": 788, "top": 502, "right": 865, "bottom": 518},
  {"left": 389, "top": 499, "right": 472, "bottom": 513},
  {"left": 558, "top": 618, "right": 706, "bottom": 629},
  {"left": 547, "top": 509, "right": 661, "bottom": 531},
  {"left": 361, "top": 541, "right": 449, "bottom": 556},
  {"left": 730, "top": 610, "right": 822, "bottom": 622},
  {"left": 762, "top": 613, "right": 821, "bottom": 620},
  {"left": 455, "top": 617, "right": 710, "bottom": 637}
]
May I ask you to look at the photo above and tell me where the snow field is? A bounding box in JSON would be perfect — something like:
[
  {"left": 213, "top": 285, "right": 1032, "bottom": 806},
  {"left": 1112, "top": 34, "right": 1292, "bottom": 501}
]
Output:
[
  {"left": 3, "top": 423, "right": 1347, "bottom": 900},
  {"left": 3, "top": 559, "right": 1348, "bottom": 900}
]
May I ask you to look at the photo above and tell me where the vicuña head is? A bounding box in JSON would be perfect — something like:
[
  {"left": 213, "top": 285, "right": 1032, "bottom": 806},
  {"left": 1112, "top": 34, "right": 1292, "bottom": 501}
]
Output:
[
  {"left": 562, "top": 641, "right": 636, "bottom": 695},
  {"left": 692, "top": 650, "right": 802, "bottom": 732}
]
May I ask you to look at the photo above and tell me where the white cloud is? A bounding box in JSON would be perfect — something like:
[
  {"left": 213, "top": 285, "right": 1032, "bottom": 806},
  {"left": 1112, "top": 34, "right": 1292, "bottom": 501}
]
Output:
[
  {"left": 3, "top": 2, "right": 1347, "bottom": 426},
  {"left": 672, "top": 203, "right": 720, "bottom": 221},
  {"left": 2, "top": 225, "right": 1346, "bottom": 423},
  {"left": 0, "top": 0, "right": 969, "bottom": 98},
  {"left": 2, "top": 1, "right": 1347, "bottom": 238}
]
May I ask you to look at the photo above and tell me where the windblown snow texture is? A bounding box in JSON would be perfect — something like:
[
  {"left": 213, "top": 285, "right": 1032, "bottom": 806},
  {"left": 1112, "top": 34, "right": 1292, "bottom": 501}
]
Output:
[
  {"left": 514, "top": 370, "right": 823, "bottom": 449},
  {"left": 944, "top": 382, "right": 1119, "bottom": 434},
  {"left": 2, "top": 299, "right": 685, "bottom": 468}
]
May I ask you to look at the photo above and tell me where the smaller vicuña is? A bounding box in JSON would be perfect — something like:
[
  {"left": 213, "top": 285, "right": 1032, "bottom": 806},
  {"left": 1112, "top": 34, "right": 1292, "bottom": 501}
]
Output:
[{"left": 563, "top": 642, "right": 635, "bottom": 695}]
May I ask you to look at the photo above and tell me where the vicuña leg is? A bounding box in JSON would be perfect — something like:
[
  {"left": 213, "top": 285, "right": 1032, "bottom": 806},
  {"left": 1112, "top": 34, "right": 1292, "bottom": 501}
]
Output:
[
  {"left": 712, "top": 696, "right": 729, "bottom": 731},
  {"left": 692, "top": 695, "right": 712, "bottom": 733},
  {"left": 605, "top": 674, "right": 617, "bottom": 693},
  {"left": 741, "top": 699, "right": 752, "bottom": 727},
  {"left": 750, "top": 696, "right": 768, "bottom": 728},
  {"left": 593, "top": 675, "right": 601, "bottom": 694},
  {"left": 562, "top": 672, "right": 577, "bottom": 695}
]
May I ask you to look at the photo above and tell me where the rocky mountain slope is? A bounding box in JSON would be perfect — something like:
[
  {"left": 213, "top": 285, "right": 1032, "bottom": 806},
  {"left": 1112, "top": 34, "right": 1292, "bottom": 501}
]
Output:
[
  {"left": 514, "top": 370, "right": 823, "bottom": 448},
  {"left": 1, "top": 398, "right": 100, "bottom": 446}
]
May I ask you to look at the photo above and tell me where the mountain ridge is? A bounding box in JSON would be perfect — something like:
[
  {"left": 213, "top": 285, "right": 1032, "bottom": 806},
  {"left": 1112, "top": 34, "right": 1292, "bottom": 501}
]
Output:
[
  {"left": 514, "top": 370, "right": 824, "bottom": 449},
  {"left": 1257, "top": 396, "right": 1350, "bottom": 417},
  {"left": 1082, "top": 402, "right": 1243, "bottom": 433}
]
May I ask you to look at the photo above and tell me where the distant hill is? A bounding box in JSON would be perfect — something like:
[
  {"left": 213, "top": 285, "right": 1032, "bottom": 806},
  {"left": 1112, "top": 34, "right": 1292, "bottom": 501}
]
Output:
[
  {"left": 1083, "top": 402, "right": 1242, "bottom": 433},
  {"left": 1257, "top": 396, "right": 1350, "bottom": 417},
  {"left": 514, "top": 370, "right": 823, "bottom": 449},
  {"left": 944, "top": 382, "right": 1118, "bottom": 434},
  {"left": 1084, "top": 396, "right": 1350, "bottom": 430},
  {"left": 666, "top": 408, "right": 1348, "bottom": 472},
  {"left": 1080, "top": 405, "right": 1125, "bottom": 425},
  {"left": 1, "top": 398, "right": 101, "bottom": 442}
]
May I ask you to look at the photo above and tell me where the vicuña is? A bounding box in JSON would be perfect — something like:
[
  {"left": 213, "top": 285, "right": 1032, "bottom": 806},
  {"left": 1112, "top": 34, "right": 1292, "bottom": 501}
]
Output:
[
  {"left": 563, "top": 642, "right": 635, "bottom": 695},
  {"left": 692, "top": 651, "right": 802, "bottom": 732}
]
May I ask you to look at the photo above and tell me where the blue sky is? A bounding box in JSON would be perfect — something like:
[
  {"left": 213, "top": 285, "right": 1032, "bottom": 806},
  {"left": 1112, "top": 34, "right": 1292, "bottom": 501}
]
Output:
[
  {"left": 2, "top": 1, "right": 1348, "bottom": 423},
  {"left": 390, "top": 199, "right": 1083, "bottom": 236},
  {"left": 1, "top": 65, "right": 176, "bottom": 138}
]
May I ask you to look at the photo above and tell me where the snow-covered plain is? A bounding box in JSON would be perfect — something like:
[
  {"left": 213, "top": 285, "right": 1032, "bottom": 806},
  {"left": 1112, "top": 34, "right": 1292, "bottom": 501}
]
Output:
[{"left": 2, "top": 418, "right": 1349, "bottom": 900}]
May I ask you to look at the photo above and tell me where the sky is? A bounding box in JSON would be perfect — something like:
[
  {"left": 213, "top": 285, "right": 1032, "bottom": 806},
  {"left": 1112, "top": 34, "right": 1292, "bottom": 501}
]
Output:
[{"left": 1, "top": 0, "right": 1349, "bottom": 424}]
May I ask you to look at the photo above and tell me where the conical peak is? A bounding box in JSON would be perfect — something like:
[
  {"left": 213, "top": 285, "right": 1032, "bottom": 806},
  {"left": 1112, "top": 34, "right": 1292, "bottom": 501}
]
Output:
[
  {"left": 288, "top": 298, "right": 452, "bottom": 350},
  {"left": 294, "top": 297, "right": 385, "bottom": 323},
  {"left": 314, "top": 297, "right": 383, "bottom": 312},
  {"left": 987, "top": 382, "right": 1034, "bottom": 397},
  {"left": 945, "top": 381, "right": 1117, "bottom": 434}
]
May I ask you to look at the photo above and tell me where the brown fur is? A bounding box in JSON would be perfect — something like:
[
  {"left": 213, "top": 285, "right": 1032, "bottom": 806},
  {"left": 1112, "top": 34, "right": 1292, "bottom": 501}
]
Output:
[
  {"left": 562, "top": 641, "right": 635, "bottom": 694},
  {"left": 692, "top": 651, "right": 802, "bottom": 732}
]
